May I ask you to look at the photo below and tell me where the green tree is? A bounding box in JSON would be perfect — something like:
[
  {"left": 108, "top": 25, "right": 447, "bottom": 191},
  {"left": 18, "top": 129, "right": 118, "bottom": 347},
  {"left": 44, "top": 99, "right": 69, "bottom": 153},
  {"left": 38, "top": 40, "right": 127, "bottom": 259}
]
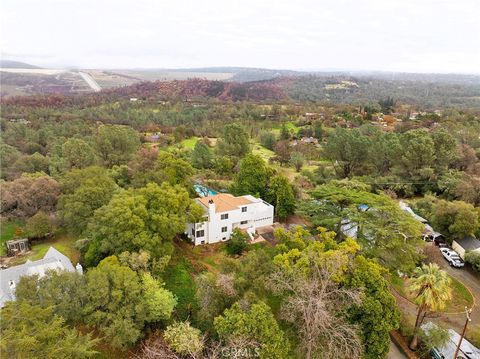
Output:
[
  {"left": 347, "top": 256, "right": 400, "bottom": 359},
  {"left": 163, "top": 322, "right": 204, "bottom": 357},
  {"left": 0, "top": 301, "right": 97, "bottom": 358},
  {"left": 432, "top": 129, "right": 457, "bottom": 171},
  {"left": 84, "top": 182, "right": 203, "bottom": 266},
  {"left": 93, "top": 125, "right": 140, "bottom": 167},
  {"left": 15, "top": 271, "right": 87, "bottom": 324},
  {"left": 371, "top": 132, "right": 401, "bottom": 175},
  {"left": 156, "top": 151, "right": 194, "bottom": 188},
  {"left": 397, "top": 129, "right": 435, "bottom": 182},
  {"left": 313, "top": 121, "right": 323, "bottom": 139},
  {"left": 465, "top": 251, "right": 480, "bottom": 272},
  {"left": 280, "top": 123, "right": 290, "bottom": 140},
  {"left": 141, "top": 272, "right": 177, "bottom": 322},
  {"left": 266, "top": 174, "right": 295, "bottom": 220},
  {"left": 323, "top": 128, "right": 371, "bottom": 178},
  {"left": 0, "top": 143, "right": 21, "bottom": 179},
  {"left": 13, "top": 152, "right": 50, "bottom": 175},
  {"left": 290, "top": 151, "right": 305, "bottom": 172},
  {"left": 214, "top": 301, "right": 290, "bottom": 359},
  {"left": 84, "top": 256, "right": 147, "bottom": 348},
  {"left": 217, "top": 123, "right": 250, "bottom": 158},
  {"left": 258, "top": 131, "right": 277, "bottom": 150},
  {"left": 408, "top": 263, "right": 452, "bottom": 350},
  {"left": 25, "top": 211, "right": 55, "bottom": 238},
  {"left": 226, "top": 228, "right": 249, "bottom": 255},
  {"left": 191, "top": 141, "right": 213, "bottom": 169},
  {"left": 298, "top": 181, "right": 424, "bottom": 273},
  {"left": 433, "top": 199, "right": 479, "bottom": 239},
  {"left": 232, "top": 154, "right": 271, "bottom": 197},
  {"left": 58, "top": 167, "right": 117, "bottom": 235},
  {"left": 52, "top": 138, "right": 97, "bottom": 173}
]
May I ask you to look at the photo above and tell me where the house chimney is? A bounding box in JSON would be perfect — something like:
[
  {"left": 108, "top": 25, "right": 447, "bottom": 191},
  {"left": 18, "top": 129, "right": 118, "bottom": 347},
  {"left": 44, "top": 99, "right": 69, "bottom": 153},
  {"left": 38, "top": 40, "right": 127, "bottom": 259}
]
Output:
[
  {"left": 76, "top": 263, "right": 83, "bottom": 275},
  {"left": 8, "top": 280, "right": 16, "bottom": 299},
  {"left": 208, "top": 199, "right": 216, "bottom": 218}
]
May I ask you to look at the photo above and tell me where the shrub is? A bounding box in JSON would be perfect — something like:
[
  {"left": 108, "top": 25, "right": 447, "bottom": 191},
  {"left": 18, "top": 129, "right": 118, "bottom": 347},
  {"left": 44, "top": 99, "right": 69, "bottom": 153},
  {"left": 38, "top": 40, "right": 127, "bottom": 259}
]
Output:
[
  {"left": 465, "top": 251, "right": 480, "bottom": 272},
  {"left": 226, "top": 228, "right": 249, "bottom": 256},
  {"left": 163, "top": 321, "right": 203, "bottom": 356}
]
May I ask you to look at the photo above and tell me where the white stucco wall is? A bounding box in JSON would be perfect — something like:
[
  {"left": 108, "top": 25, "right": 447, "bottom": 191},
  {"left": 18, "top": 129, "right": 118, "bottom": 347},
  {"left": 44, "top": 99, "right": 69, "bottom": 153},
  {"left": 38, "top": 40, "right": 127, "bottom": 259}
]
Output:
[{"left": 186, "top": 196, "right": 274, "bottom": 245}]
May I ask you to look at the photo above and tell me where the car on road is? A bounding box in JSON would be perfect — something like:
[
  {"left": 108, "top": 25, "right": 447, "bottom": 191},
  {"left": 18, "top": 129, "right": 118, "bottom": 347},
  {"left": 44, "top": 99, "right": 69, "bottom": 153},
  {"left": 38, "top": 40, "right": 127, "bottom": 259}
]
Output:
[{"left": 440, "top": 248, "right": 464, "bottom": 268}]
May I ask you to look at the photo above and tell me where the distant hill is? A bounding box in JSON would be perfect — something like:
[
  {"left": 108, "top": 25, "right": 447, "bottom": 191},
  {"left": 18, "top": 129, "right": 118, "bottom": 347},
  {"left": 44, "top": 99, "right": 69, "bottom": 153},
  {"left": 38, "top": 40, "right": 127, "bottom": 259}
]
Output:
[
  {"left": 2, "top": 64, "right": 480, "bottom": 108},
  {"left": 0, "top": 60, "right": 40, "bottom": 69}
]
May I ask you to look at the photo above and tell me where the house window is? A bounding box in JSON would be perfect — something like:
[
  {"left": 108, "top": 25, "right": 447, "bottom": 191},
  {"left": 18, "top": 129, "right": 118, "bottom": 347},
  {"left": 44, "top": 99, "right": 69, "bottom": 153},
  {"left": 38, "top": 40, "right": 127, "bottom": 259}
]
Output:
[
  {"left": 221, "top": 226, "right": 227, "bottom": 233},
  {"left": 241, "top": 206, "right": 247, "bottom": 213},
  {"left": 191, "top": 228, "right": 195, "bottom": 236},
  {"left": 221, "top": 213, "right": 229, "bottom": 220},
  {"left": 196, "top": 230, "right": 205, "bottom": 238},
  {"left": 201, "top": 240, "right": 205, "bottom": 244},
  {"left": 240, "top": 220, "right": 248, "bottom": 225}
]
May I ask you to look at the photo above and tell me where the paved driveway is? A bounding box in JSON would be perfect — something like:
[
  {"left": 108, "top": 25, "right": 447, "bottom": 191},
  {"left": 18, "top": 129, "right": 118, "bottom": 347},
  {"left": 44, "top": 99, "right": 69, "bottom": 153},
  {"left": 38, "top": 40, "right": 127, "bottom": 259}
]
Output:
[{"left": 389, "top": 243, "right": 480, "bottom": 342}]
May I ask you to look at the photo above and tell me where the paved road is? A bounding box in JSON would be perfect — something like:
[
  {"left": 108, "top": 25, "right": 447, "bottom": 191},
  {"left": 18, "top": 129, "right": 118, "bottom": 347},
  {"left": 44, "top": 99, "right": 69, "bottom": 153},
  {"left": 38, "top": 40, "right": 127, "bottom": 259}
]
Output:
[
  {"left": 79, "top": 71, "right": 101, "bottom": 92},
  {"left": 392, "top": 243, "right": 480, "bottom": 339},
  {"left": 423, "top": 244, "right": 480, "bottom": 328},
  {"left": 387, "top": 340, "right": 407, "bottom": 359}
]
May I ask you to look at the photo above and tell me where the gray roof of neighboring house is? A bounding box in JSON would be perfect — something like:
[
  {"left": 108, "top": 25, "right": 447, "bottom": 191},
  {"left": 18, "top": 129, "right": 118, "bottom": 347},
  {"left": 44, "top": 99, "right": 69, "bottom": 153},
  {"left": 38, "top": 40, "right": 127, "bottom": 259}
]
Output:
[
  {"left": 0, "top": 247, "right": 75, "bottom": 308},
  {"left": 399, "top": 201, "right": 428, "bottom": 223},
  {"left": 454, "top": 237, "right": 480, "bottom": 251},
  {"left": 423, "top": 322, "right": 480, "bottom": 359}
]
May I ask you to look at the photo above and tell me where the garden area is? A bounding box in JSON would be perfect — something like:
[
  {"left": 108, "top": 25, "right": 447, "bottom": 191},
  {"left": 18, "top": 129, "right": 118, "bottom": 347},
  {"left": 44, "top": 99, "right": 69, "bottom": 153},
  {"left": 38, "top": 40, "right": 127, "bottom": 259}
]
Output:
[
  {"left": 390, "top": 272, "right": 474, "bottom": 313},
  {"left": 0, "top": 218, "right": 79, "bottom": 266}
]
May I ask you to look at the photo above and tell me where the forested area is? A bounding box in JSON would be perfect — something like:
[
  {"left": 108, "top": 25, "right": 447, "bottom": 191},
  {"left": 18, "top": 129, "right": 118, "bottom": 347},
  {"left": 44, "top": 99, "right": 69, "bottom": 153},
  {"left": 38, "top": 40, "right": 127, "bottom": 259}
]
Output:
[{"left": 1, "top": 78, "right": 480, "bottom": 358}]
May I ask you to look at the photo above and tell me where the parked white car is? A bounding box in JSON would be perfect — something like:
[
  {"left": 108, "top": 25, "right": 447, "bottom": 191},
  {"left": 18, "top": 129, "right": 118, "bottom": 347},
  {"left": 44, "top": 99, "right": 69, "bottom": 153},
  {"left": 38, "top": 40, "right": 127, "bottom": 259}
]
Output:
[{"left": 440, "top": 248, "right": 464, "bottom": 268}]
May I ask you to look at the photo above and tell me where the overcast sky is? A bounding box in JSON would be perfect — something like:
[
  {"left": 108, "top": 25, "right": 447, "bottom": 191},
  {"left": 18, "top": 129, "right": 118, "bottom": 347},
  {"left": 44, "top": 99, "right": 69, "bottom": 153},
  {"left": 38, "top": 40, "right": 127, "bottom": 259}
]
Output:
[{"left": 1, "top": 0, "right": 479, "bottom": 73}]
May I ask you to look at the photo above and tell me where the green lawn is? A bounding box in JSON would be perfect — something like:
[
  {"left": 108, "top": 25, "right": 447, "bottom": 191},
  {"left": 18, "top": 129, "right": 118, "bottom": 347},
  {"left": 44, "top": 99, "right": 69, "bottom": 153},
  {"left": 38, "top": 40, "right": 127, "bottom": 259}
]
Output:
[
  {"left": 271, "top": 121, "right": 300, "bottom": 135},
  {"left": 180, "top": 137, "right": 199, "bottom": 149},
  {"left": 0, "top": 219, "right": 25, "bottom": 255},
  {"left": 389, "top": 273, "right": 474, "bottom": 313},
  {"left": 251, "top": 142, "right": 275, "bottom": 162},
  {"left": 163, "top": 256, "right": 199, "bottom": 321},
  {"left": 9, "top": 230, "right": 80, "bottom": 266}
]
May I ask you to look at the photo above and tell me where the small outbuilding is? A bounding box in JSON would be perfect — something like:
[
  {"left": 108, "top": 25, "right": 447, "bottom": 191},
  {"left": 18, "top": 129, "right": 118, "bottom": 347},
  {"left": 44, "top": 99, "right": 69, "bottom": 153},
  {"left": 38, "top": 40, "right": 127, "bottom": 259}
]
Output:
[
  {"left": 5, "top": 239, "right": 30, "bottom": 256},
  {"left": 452, "top": 236, "right": 480, "bottom": 260}
]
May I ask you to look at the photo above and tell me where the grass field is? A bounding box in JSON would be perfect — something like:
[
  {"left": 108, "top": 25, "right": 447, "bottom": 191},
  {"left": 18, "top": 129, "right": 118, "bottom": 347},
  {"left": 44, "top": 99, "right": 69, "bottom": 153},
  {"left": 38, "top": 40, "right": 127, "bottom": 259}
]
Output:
[
  {"left": 390, "top": 273, "right": 474, "bottom": 313},
  {"left": 0, "top": 219, "right": 25, "bottom": 255},
  {"left": 180, "top": 137, "right": 199, "bottom": 149},
  {"left": 9, "top": 230, "right": 80, "bottom": 266}
]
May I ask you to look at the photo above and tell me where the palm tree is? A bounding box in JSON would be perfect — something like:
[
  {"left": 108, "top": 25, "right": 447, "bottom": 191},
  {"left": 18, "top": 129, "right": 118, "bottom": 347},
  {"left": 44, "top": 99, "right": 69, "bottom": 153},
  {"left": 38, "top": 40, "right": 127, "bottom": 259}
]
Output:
[{"left": 408, "top": 263, "right": 452, "bottom": 350}]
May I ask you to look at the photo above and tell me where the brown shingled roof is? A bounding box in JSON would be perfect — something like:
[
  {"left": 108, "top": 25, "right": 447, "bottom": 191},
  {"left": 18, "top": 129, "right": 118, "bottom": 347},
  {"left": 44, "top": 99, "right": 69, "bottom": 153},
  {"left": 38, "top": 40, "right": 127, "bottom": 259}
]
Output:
[{"left": 198, "top": 193, "right": 252, "bottom": 213}]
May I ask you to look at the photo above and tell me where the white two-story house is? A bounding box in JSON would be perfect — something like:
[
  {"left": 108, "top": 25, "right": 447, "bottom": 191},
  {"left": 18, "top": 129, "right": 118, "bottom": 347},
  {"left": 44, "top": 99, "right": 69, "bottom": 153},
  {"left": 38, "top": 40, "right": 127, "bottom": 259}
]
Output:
[{"left": 186, "top": 193, "right": 274, "bottom": 245}]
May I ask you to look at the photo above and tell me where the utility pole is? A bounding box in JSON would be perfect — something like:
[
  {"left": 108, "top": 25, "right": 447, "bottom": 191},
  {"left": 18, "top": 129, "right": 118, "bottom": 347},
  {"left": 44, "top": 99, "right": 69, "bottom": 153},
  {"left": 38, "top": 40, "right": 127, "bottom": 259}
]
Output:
[{"left": 453, "top": 306, "right": 472, "bottom": 359}]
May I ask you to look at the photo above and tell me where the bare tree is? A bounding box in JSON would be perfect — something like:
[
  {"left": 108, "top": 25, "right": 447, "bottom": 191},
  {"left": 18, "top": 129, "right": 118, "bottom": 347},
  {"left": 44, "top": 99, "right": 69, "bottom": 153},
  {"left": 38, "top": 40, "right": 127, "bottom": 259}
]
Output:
[
  {"left": 269, "top": 254, "right": 363, "bottom": 359},
  {"left": 134, "top": 333, "right": 180, "bottom": 359}
]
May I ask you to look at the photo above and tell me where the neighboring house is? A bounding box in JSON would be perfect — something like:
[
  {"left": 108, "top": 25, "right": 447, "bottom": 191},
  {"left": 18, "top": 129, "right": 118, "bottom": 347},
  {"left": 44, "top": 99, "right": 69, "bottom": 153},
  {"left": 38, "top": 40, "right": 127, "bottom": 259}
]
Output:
[
  {"left": 452, "top": 237, "right": 480, "bottom": 260},
  {"left": 186, "top": 193, "right": 274, "bottom": 245},
  {"left": 422, "top": 322, "right": 480, "bottom": 359},
  {"left": 0, "top": 247, "right": 80, "bottom": 308}
]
